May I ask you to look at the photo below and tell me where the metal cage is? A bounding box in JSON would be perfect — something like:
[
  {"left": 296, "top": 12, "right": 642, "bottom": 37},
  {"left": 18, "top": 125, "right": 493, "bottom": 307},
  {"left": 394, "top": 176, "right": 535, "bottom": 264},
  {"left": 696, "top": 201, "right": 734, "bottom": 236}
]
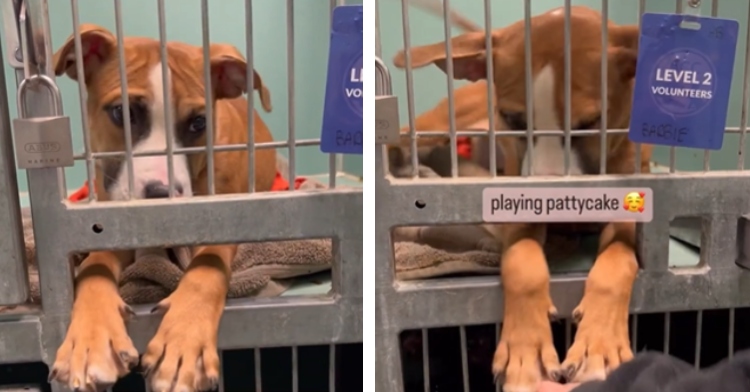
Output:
[
  {"left": 0, "top": 0, "right": 363, "bottom": 390},
  {"left": 376, "top": 0, "right": 750, "bottom": 391}
]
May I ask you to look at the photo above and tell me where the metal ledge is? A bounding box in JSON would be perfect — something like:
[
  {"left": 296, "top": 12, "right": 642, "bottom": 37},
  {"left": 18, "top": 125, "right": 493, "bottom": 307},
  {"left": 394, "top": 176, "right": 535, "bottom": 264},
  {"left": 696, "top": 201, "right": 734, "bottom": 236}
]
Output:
[
  {"left": 380, "top": 173, "right": 750, "bottom": 226},
  {"left": 61, "top": 189, "right": 363, "bottom": 252},
  {"left": 382, "top": 268, "right": 750, "bottom": 331},
  {"left": 0, "top": 296, "right": 362, "bottom": 365}
]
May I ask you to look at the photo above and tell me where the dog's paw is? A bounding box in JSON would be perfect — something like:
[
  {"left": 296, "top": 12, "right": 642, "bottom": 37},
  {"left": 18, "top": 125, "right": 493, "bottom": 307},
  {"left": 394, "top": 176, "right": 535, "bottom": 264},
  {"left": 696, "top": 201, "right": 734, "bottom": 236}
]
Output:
[
  {"left": 561, "top": 296, "right": 633, "bottom": 382},
  {"left": 492, "top": 296, "right": 561, "bottom": 392},
  {"left": 50, "top": 283, "right": 138, "bottom": 391},
  {"left": 141, "top": 290, "right": 222, "bottom": 392}
]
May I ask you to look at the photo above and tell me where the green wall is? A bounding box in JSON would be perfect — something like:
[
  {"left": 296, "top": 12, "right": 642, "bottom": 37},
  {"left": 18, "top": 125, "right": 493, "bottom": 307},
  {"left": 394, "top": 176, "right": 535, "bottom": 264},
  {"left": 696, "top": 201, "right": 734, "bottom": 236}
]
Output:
[
  {"left": 2, "top": 0, "right": 363, "bottom": 195},
  {"left": 377, "top": 0, "right": 750, "bottom": 171}
]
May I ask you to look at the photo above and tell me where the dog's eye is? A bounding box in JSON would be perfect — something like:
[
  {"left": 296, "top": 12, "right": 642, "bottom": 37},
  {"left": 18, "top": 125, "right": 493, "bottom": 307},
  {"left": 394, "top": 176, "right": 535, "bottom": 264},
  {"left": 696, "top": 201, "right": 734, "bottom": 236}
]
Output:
[
  {"left": 499, "top": 111, "right": 528, "bottom": 130},
  {"left": 106, "top": 103, "right": 146, "bottom": 128},
  {"left": 188, "top": 115, "right": 207, "bottom": 134}
]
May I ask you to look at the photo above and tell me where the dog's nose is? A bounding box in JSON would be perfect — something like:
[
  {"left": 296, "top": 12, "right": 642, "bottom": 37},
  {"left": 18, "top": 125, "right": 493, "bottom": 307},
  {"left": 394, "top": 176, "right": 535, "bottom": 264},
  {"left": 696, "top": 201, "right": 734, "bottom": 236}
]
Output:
[{"left": 143, "top": 181, "right": 183, "bottom": 199}]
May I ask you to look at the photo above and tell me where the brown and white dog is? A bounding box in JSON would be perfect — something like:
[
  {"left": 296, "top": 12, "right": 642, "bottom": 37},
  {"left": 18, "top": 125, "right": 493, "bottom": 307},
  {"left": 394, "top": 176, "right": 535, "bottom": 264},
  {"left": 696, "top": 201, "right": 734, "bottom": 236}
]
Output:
[
  {"left": 392, "top": 5, "right": 653, "bottom": 392},
  {"left": 49, "top": 24, "right": 276, "bottom": 391}
]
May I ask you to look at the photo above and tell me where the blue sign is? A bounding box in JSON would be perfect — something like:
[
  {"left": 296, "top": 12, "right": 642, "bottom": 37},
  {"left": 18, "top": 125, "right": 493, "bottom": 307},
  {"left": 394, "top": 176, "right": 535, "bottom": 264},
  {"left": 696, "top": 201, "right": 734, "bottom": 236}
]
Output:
[
  {"left": 320, "top": 5, "right": 363, "bottom": 155},
  {"left": 629, "top": 13, "right": 738, "bottom": 150}
]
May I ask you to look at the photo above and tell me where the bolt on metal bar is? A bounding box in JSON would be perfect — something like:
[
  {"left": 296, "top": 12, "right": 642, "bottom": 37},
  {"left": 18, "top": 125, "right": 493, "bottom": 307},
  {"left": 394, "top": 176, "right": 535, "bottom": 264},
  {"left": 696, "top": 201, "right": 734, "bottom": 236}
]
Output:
[
  {"left": 483, "top": 0, "right": 496, "bottom": 177},
  {"left": 737, "top": 1, "right": 750, "bottom": 170},
  {"left": 113, "top": 0, "right": 136, "bottom": 199},
  {"left": 201, "top": 0, "right": 216, "bottom": 195},
  {"left": 292, "top": 346, "right": 299, "bottom": 392},
  {"left": 245, "top": 0, "right": 256, "bottom": 193},
  {"left": 694, "top": 310, "right": 703, "bottom": 368},
  {"left": 157, "top": 0, "right": 177, "bottom": 198},
  {"left": 329, "top": 344, "right": 336, "bottom": 392},
  {"left": 704, "top": 0, "right": 720, "bottom": 171},
  {"left": 524, "top": 0, "right": 534, "bottom": 176},
  {"left": 70, "top": 0, "right": 95, "bottom": 201},
  {"left": 286, "top": 0, "right": 297, "bottom": 187},
  {"left": 399, "top": 0, "right": 419, "bottom": 178},
  {"left": 255, "top": 348, "right": 263, "bottom": 391},
  {"left": 600, "top": 0, "right": 609, "bottom": 174},
  {"left": 635, "top": 0, "right": 645, "bottom": 174},
  {"left": 459, "top": 326, "right": 469, "bottom": 392},
  {"left": 422, "top": 329, "right": 430, "bottom": 392},
  {"left": 563, "top": 0, "right": 572, "bottom": 175},
  {"left": 442, "top": 0, "right": 458, "bottom": 178},
  {"left": 664, "top": 312, "right": 671, "bottom": 354}
]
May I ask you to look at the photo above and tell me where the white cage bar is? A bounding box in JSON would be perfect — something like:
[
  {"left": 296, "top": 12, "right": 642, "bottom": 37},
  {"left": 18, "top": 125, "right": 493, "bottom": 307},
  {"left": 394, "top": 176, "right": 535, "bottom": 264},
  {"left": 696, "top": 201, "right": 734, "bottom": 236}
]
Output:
[
  {"left": 376, "top": 0, "right": 750, "bottom": 390},
  {"left": 0, "top": 0, "right": 362, "bottom": 390}
]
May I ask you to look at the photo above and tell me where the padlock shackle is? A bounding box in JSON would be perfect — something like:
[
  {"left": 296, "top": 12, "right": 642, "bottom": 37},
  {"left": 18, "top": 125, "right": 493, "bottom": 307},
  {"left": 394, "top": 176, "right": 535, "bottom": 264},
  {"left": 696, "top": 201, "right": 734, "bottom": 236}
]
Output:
[
  {"left": 375, "top": 57, "right": 392, "bottom": 96},
  {"left": 17, "top": 73, "right": 63, "bottom": 119}
]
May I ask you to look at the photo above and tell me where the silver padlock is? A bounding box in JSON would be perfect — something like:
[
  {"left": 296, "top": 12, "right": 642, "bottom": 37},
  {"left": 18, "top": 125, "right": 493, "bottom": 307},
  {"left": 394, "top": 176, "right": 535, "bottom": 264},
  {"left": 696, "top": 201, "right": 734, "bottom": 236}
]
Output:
[
  {"left": 13, "top": 74, "right": 74, "bottom": 170},
  {"left": 375, "top": 95, "right": 400, "bottom": 145}
]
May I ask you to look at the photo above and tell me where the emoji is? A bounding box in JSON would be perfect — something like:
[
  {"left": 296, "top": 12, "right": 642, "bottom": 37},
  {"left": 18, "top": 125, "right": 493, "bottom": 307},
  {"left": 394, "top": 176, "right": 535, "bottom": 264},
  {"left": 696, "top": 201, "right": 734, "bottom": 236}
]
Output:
[{"left": 623, "top": 192, "right": 646, "bottom": 213}]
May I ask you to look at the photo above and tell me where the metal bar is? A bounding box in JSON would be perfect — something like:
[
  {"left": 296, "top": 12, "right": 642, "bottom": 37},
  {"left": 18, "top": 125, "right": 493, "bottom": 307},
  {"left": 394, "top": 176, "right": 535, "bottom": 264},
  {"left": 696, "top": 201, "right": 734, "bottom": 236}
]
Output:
[
  {"left": 664, "top": 312, "right": 671, "bottom": 354},
  {"left": 113, "top": 0, "right": 135, "bottom": 199},
  {"left": 705, "top": 0, "right": 720, "bottom": 170},
  {"left": 422, "top": 329, "right": 430, "bottom": 392},
  {"left": 286, "top": 0, "right": 297, "bottom": 186},
  {"left": 201, "top": 0, "right": 215, "bottom": 195},
  {"left": 495, "top": 324, "right": 500, "bottom": 392},
  {"left": 484, "top": 0, "right": 496, "bottom": 177},
  {"left": 670, "top": 0, "right": 682, "bottom": 173},
  {"left": 399, "top": 0, "right": 418, "bottom": 178},
  {"left": 218, "top": 351, "right": 225, "bottom": 392},
  {"left": 695, "top": 310, "right": 703, "bottom": 368},
  {"left": 729, "top": 307, "right": 735, "bottom": 359},
  {"left": 523, "top": 0, "right": 534, "bottom": 176},
  {"left": 600, "top": 0, "right": 609, "bottom": 174},
  {"left": 77, "top": 138, "right": 323, "bottom": 159},
  {"left": 563, "top": 0, "right": 572, "bottom": 175},
  {"left": 0, "top": 19, "right": 27, "bottom": 305},
  {"left": 442, "top": 0, "right": 458, "bottom": 178},
  {"left": 737, "top": 1, "right": 750, "bottom": 170},
  {"left": 245, "top": 0, "right": 256, "bottom": 192},
  {"left": 635, "top": 0, "right": 645, "bottom": 173},
  {"left": 255, "top": 348, "right": 262, "bottom": 392},
  {"left": 328, "top": 0, "right": 338, "bottom": 188},
  {"left": 329, "top": 344, "right": 336, "bottom": 392},
  {"left": 631, "top": 314, "right": 638, "bottom": 352},
  {"left": 459, "top": 326, "right": 469, "bottom": 392},
  {"left": 292, "top": 346, "right": 299, "bottom": 392},
  {"left": 70, "top": 0, "right": 95, "bottom": 201},
  {"left": 565, "top": 319, "right": 572, "bottom": 348},
  {"left": 157, "top": 0, "right": 176, "bottom": 198},
  {"left": 62, "top": 189, "right": 362, "bottom": 251}
]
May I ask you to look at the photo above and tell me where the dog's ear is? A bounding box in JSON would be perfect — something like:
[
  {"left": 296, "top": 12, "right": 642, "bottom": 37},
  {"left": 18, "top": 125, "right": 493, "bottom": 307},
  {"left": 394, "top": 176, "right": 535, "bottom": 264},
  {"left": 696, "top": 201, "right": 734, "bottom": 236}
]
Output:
[
  {"left": 53, "top": 24, "right": 116, "bottom": 81},
  {"left": 209, "top": 44, "right": 272, "bottom": 112},
  {"left": 608, "top": 25, "right": 639, "bottom": 81},
  {"left": 392, "top": 31, "right": 493, "bottom": 82}
]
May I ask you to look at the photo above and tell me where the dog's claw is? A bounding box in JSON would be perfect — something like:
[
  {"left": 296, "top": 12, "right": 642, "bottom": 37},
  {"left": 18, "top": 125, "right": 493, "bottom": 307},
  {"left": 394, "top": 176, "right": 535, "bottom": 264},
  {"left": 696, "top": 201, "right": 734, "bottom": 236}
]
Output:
[
  {"left": 564, "top": 364, "right": 579, "bottom": 381},
  {"left": 572, "top": 307, "right": 584, "bottom": 324},
  {"left": 207, "top": 376, "right": 220, "bottom": 391},
  {"left": 47, "top": 368, "right": 57, "bottom": 383}
]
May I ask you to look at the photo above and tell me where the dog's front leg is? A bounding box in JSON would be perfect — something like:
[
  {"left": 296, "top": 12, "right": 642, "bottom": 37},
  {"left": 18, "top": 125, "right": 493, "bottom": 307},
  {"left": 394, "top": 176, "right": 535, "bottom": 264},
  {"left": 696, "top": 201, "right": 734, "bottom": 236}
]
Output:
[
  {"left": 141, "top": 244, "right": 237, "bottom": 392},
  {"left": 561, "top": 222, "right": 637, "bottom": 382},
  {"left": 50, "top": 250, "right": 138, "bottom": 391},
  {"left": 493, "top": 223, "right": 561, "bottom": 392}
]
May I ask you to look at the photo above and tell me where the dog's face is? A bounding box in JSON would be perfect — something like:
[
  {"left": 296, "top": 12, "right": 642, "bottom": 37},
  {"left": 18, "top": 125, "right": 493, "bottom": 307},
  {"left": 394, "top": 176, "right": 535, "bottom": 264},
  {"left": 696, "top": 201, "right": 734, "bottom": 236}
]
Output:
[
  {"left": 53, "top": 24, "right": 272, "bottom": 200},
  {"left": 394, "top": 6, "right": 639, "bottom": 176}
]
